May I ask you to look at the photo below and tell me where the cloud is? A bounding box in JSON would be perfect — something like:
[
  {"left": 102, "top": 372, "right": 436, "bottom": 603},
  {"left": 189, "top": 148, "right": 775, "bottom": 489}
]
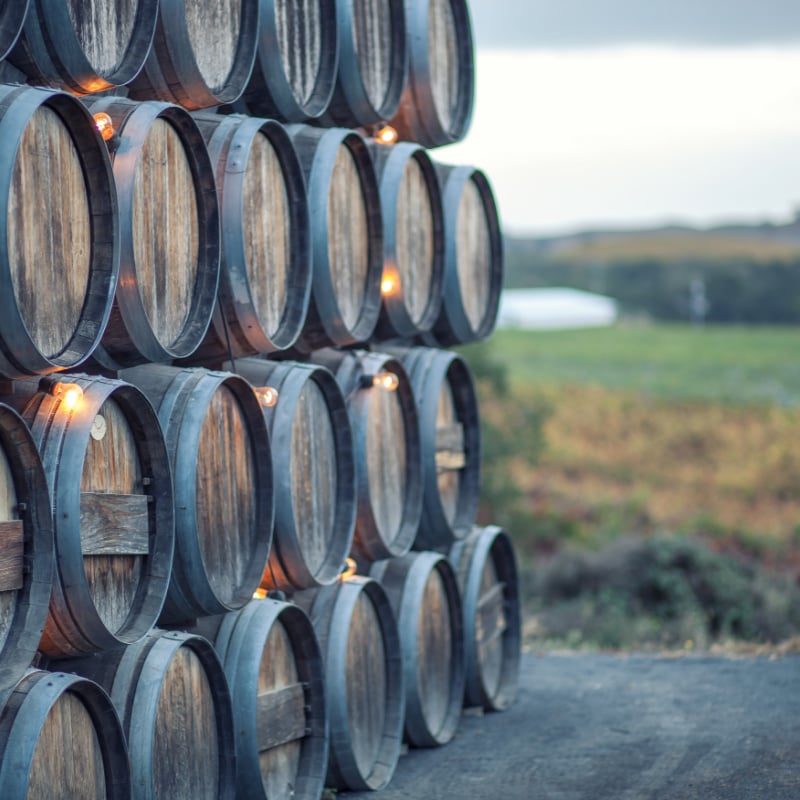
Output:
[{"left": 467, "top": 0, "right": 800, "bottom": 50}]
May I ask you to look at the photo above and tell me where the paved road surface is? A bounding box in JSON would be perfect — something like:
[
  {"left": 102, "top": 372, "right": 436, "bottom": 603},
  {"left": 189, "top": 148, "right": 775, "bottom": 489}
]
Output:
[{"left": 344, "top": 651, "right": 800, "bottom": 799}]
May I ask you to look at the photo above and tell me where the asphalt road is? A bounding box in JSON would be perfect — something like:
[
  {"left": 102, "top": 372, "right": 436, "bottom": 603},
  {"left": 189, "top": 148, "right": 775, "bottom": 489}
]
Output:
[{"left": 344, "top": 650, "right": 800, "bottom": 800}]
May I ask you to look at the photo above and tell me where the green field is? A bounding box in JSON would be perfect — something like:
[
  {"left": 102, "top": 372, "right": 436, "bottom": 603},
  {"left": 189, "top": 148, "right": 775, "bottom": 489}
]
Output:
[
  {"left": 461, "top": 323, "right": 800, "bottom": 648},
  {"left": 482, "top": 324, "right": 800, "bottom": 406}
]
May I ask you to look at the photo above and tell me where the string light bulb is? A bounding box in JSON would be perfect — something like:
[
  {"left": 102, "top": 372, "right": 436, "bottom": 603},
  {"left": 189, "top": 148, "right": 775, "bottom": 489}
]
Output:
[
  {"left": 49, "top": 382, "right": 84, "bottom": 411},
  {"left": 373, "top": 371, "right": 399, "bottom": 392},
  {"left": 257, "top": 386, "right": 279, "bottom": 408},
  {"left": 381, "top": 275, "right": 397, "bottom": 295},
  {"left": 93, "top": 112, "right": 115, "bottom": 142},
  {"left": 253, "top": 587, "right": 268, "bottom": 600},
  {"left": 375, "top": 123, "right": 398, "bottom": 145},
  {"left": 340, "top": 557, "right": 357, "bottom": 582}
]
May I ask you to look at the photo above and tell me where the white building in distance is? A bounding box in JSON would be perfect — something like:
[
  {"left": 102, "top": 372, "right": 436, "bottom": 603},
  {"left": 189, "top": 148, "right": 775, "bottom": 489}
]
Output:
[{"left": 496, "top": 288, "right": 618, "bottom": 330}]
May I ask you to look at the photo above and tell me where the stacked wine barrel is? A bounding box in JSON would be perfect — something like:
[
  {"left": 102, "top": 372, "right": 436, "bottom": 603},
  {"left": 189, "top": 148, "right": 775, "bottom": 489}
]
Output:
[{"left": 0, "top": 1, "right": 518, "bottom": 797}]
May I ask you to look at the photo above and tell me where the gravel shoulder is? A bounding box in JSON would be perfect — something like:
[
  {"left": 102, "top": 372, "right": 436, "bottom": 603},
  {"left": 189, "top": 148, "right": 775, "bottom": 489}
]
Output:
[{"left": 344, "top": 650, "right": 800, "bottom": 800}]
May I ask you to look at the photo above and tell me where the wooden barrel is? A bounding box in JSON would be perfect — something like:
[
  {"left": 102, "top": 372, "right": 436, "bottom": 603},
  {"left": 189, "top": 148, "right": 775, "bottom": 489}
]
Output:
[
  {"left": 0, "top": 85, "right": 118, "bottom": 379},
  {"left": 294, "top": 576, "right": 404, "bottom": 791},
  {"left": 121, "top": 365, "right": 273, "bottom": 623},
  {"left": 370, "top": 551, "right": 464, "bottom": 747},
  {"left": 430, "top": 164, "right": 503, "bottom": 345},
  {"left": 448, "top": 525, "right": 521, "bottom": 711},
  {"left": 188, "top": 113, "right": 310, "bottom": 362},
  {"left": 204, "top": 599, "right": 328, "bottom": 800},
  {"left": 389, "top": 0, "right": 475, "bottom": 147},
  {"left": 0, "top": 404, "right": 53, "bottom": 688},
  {"left": 0, "top": 669, "right": 130, "bottom": 798},
  {"left": 314, "top": 349, "right": 422, "bottom": 562},
  {"left": 11, "top": 374, "right": 174, "bottom": 659},
  {"left": 0, "top": 0, "right": 28, "bottom": 62},
  {"left": 128, "top": 0, "right": 259, "bottom": 110},
  {"left": 320, "top": 0, "right": 407, "bottom": 128},
  {"left": 287, "top": 125, "right": 383, "bottom": 351},
  {"left": 232, "top": 358, "right": 355, "bottom": 592},
  {"left": 56, "top": 630, "right": 235, "bottom": 800},
  {"left": 390, "top": 345, "right": 480, "bottom": 549},
  {"left": 81, "top": 97, "right": 220, "bottom": 368},
  {"left": 9, "top": 0, "right": 157, "bottom": 94},
  {"left": 368, "top": 141, "right": 445, "bottom": 340},
  {"left": 234, "top": 0, "right": 339, "bottom": 122}
]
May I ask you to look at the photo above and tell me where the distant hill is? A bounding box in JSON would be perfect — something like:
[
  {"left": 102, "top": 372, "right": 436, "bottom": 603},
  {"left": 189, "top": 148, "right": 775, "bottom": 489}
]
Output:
[{"left": 504, "top": 217, "right": 800, "bottom": 324}]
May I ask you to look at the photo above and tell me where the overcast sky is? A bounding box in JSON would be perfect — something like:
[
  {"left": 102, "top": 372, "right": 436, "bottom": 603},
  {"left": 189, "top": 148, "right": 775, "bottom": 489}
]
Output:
[{"left": 438, "top": 2, "right": 800, "bottom": 234}]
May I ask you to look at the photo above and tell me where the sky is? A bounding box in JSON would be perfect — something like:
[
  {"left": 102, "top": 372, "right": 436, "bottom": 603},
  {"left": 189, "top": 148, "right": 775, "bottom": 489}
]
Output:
[{"left": 438, "top": 1, "right": 800, "bottom": 234}]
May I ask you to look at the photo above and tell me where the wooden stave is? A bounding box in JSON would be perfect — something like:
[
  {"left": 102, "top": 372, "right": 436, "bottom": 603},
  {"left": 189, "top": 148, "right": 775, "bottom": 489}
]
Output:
[
  {"left": 0, "top": 668, "right": 130, "bottom": 799},
  {"left": 54, "top": 629, "right": 235, "bottom": 800},
  {"left": 287, "top": 124, "right": 383, "bottom": 351},
  {"left": 368, "top": 141, "right": 445, "bottom": 340},
  {"left": 314, "top": 348, "right": 423, "bottom": 562},
  {"left": 431, "top": 164, "right": 503, "bottom": 346},
  {"left": 0, "top": 404, "right": 53, "bottom": 689},
  {"left": 208, "top": 599, "right": 328, "bottom": 800},
  {"left": 388, "top": 0, "right": 475, "bottom": 148},
  {"left": 392, "top": 345, "right": 481, "bottom": 548},
  {"left": 81, "top": 97, "right": 221, "bottom": 368},
  {"left": 448, "top": 525, "right": 521, "bottom": 711},
  {"left": 320, "top": 0, "right": 407, "bottom": 129},
  {"left": 120, "top": 364, "right": 273, "bottom": 623},
  {"left": 294, "top": 576, "right": 404, "bottom": 791},
  {"left": 369, "top": 550, "right": 465, "bottom": 747},
  {"left": 188, "top": 112, "right": 311, "bottom": 361},
  {"left": 0, "top": 84, "right": 118, "bottom": 379},
  {"left": 128, "top": 0, "right": 259, "bottom": 110},
  {"left": 0, "top": 0, "right": 28, "bottom": 63},
  {"left": 12, "top": 374, "right": 174, "bottom": 658},
  {"left": 9, "top": 0, "right": 158, "bottom": 95},
  {"left": 231, "top": 358, "right": 356, "bottom": 592},
  {"left": 233, "top": 0, "right": 339, "bottom": 122}
]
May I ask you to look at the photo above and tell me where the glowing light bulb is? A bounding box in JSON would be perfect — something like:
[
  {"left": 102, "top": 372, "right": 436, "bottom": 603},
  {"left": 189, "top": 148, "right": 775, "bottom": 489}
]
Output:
[
  {"left": 381, "top": 276, "right": 397, "bottom": 295},
  {"left": 253, "top": 587, "right": 268, "bottom": 600},
  {"left": 53, "top": 382, "right": 84, "bottom": 411},
  {"left": 340, "top": 557, "right": 357, "bottom": 582},
  {"left": 93, "top": 112, "right": 115, "bottom": 142},
  {"left": 373, "top": 371, "right": 399, "bottom": 392},
  {"left": 257, "top": 386, "right": 279, "bottom": 408},
  {"left": 375, "top": 124, "right": 398, "bottom": 145}
]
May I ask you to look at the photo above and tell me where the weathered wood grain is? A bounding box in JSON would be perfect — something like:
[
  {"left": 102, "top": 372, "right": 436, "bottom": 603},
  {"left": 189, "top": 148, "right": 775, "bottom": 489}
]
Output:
[
  {"left": 152, "top": 644, "right": 220, "bottom": 800},
  {"left": 80, "top": 398, "right": 146, "bottom": 637},
  {"left": 435, "top": 381, "right": 460, "bottom": 524},
  {"left": 26, "top": 690, "right": 107, "bottom": 800},
  {"left": 276, "top": 0, "right": 323, "bottom": 105},
  {"left": 184, "top": 0, "right": 242, "bottom": 91},
  {"left": 477, "top": 560, "right": 505, "bottom": 699},
  {"left": 195, "top": 385, "right": 258, "bottom": 607},
  {"left": 256, "top": 683, "right": 307, "bottom": 750},
  {"left": 243, "top": 132, "right": 291, "bottom": 340},
  {"left": 416, "top": 567, "right": 454, "bottom": 737},
  {"left": 346, "top": 590, "right": 387, "bottom": 779},
  {"left": 352, "top": 0, "right": 393, "bottom": 110},
  {"left": 0, "top": 521, "right": 24, "bottom": 594},
  {"left": 327, "top": 143, "right": 369, "bottom": 332},
  {"left": 65, "top": 0, "right": 139, "bottom": 76},
  {"left": 428, "top": 0, "right": 459, "bottom": 132},
  {"left": 0, "top": 447, "right": 19, "bottom": 649},
  {"left": 290, "top": 378, "right": 337, "bottom": 577},
  {"left": 257, "top": 621, "right": 304, "bottom": 792},
  {"left": 395, "top": 155, "right": 435, "bottom": 326},
  {"left": 455, "top": 177, "right": 492, "bottom": 332},
  {"left": 7, "top": 105, "right": 91, "bottom": 359},
  {"left": 366, "top": 383, "right": 407, "bottom": 545},
  {"left": 132, "top": 117, "right": 200, "bottom": 349},
  {"left": 79, "top": 493, "right": 150, "bottom": 556}
]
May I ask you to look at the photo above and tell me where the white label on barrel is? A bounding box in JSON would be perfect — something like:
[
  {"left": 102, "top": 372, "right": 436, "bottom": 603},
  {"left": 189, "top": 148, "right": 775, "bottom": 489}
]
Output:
[{"left": 90, "top": 414, "right": 107, "bottom": 441}]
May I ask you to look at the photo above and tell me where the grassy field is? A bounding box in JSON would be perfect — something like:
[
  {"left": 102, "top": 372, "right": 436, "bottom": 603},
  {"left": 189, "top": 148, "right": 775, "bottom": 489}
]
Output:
[{"left": 461, "top": 323, "right": 800, "bottom": 648}]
